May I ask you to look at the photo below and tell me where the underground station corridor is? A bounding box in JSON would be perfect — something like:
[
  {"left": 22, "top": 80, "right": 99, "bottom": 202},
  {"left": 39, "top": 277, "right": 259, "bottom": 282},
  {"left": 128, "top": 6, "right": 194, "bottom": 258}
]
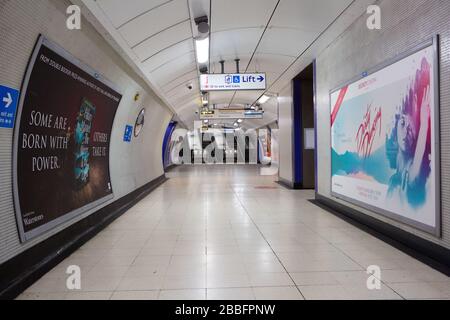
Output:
[{"left": 1, "top": 0, "right": 450, "bottom": 308}]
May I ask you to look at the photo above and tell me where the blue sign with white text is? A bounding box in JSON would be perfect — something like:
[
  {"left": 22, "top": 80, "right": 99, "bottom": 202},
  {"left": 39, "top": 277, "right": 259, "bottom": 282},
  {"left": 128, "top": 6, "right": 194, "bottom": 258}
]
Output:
[
  {"left": 124, "top": 125, "right": 133, "bottom": 142},
  {"left": 0, "top": 85, "right": 19, "bottom": 129}
]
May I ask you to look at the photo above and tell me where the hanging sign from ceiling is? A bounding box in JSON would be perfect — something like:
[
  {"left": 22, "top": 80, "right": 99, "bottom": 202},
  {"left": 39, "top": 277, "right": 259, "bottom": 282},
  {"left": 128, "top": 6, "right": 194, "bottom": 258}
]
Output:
[
  {"left": 200, "top": 109, "right": 264, "bottom": 120},
  {"left": 200, "top": 73, "right": 266, "bottom": 91}
]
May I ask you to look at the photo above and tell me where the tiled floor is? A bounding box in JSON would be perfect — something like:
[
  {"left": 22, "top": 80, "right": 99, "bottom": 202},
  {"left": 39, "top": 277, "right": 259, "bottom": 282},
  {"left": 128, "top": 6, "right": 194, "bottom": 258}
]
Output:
[{"left": 17, "top": 165, "right": 450, "bottom": 300}]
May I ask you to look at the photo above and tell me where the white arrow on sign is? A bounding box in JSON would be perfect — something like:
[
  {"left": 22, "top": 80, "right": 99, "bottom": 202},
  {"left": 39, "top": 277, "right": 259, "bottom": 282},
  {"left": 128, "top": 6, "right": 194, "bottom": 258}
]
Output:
[{"left": 3, "top": 92, "right": 13, "bottom": 108}]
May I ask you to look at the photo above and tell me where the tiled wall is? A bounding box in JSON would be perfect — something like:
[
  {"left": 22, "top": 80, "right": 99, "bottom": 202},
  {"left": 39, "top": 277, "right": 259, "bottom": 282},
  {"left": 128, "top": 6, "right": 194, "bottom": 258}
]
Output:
[
  {"left": 0, "top": 0, "right": 172, "bottom": 264},
  {"left": 316, "top": 0, "right": 450, "bottom": 249},
  {"left": 278, "top": 83, "right": 294, "bottom": 184}
]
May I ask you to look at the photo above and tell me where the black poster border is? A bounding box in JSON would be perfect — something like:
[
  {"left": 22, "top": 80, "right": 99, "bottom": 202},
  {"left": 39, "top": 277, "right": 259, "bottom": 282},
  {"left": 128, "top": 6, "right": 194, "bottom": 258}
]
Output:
[{"left": 12, "top": 35, "right": 122, "bottom": 243}]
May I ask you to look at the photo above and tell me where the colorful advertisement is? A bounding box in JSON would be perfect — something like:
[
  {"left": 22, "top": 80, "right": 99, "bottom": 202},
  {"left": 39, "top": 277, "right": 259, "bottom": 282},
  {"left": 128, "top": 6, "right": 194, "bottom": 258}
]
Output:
[
  {"left": 13, "top": 36, "right": 122, "bottom": 242},
  {"left": 330, "top": 39, "right": 440, "bottom": 235}
]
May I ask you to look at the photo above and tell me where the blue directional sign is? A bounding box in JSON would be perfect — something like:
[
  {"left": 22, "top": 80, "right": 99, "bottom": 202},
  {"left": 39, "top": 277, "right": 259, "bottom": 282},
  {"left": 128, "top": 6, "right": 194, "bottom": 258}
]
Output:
[
  {"left": 200, "top": 73, "right": 266, "bottom": 91},
  {"left": 123, "top": 125, "right": 133, "bottom": 142},
  {"left": 0, "top": 84, "right": 19, "bottom": 129}
]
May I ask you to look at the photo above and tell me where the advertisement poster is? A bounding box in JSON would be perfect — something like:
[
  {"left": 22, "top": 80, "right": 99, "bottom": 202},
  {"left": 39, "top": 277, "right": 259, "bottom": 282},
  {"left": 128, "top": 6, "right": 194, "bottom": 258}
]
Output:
[
  {"left": 13, "top": 36, "right": 122, "bottom": 242},
  {"left": 330, "top": 39, "right": 440, "bottom": 235}
]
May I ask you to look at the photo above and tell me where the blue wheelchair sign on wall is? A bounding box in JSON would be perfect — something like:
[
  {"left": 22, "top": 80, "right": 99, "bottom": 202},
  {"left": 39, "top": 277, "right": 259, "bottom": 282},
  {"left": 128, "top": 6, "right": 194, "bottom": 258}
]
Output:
[
  {"left": 0, "top": 84, "right": 20, "bottom": 129},
  {"left": 124, "top": 125, "right": 133, "bottom": 142}
]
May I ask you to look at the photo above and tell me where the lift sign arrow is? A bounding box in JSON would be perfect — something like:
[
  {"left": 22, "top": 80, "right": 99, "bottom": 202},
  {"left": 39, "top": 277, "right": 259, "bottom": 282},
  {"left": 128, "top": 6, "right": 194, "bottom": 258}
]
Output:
[
  {"left": 0, "top": 85, "right": 19, "bottom": 129},
  {"left": 3, "top": 92, "right": 12, "bottom": 108}
]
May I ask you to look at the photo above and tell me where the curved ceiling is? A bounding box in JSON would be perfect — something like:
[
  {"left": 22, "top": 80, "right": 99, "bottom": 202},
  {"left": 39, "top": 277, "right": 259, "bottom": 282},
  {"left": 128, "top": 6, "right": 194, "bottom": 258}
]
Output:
[{"left": 76, "top": 0, "right": 373, "bottom": 129}]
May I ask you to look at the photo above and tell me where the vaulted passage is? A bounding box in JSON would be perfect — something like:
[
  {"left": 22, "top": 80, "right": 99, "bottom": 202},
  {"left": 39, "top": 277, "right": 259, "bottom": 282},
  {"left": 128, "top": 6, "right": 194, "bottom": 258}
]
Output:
[{"left": 1, "top": 0, "right": 449, "bottom": 302}]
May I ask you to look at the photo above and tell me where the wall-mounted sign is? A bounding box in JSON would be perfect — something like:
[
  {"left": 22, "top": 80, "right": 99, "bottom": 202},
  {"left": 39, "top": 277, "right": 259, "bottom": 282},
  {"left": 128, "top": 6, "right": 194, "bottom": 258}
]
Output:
[
  {"left": 200, "top": 109, "right": 264, "bottom": 120},
  {"left": 134, "top": 108, "right": 145, "bottom": 137},
  {"left": 0, "top": 84, "right": 19, "bottom": 129},
  {"left": 13, "top": 35, "right": 122, "bottom": 242},
  {"left": 200, "top": 73, "right": 266, "bottom": 91},
  {"left": 244, "top": 110, "right": 264, "bottom": 119},
  {"left": 330, "top": 37, "right": 440, "bottom": 236},
  {"left": 124, "top": 125, "right": 133, "bottom": 142},
  {"left": 304, "top": 128, "right": 315, "bottom": 150}
]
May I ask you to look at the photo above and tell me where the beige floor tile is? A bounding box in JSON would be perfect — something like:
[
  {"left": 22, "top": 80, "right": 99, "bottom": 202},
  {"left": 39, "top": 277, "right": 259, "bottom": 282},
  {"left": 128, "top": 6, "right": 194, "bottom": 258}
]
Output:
[
  {"left": 291, "top": 272, "right": 340, "bottom": 286},
  {"left": 110, "top": 290, "right": 159, "bottom": 300},
  {"left": 16, "top": 292, "right": 66, "bottom": 300},
  {"left": 207, "top": 273, "right": 252, "bottom": 288},
  {"left": 65, "top": 291, "right": 113, "bottom": 300},
  {"left": 252, "top": 287, "right": 304, "bottom": 300},
  {"left": 389, "top": 282, "right": 450, "bottom": 299},
  {"left": 159, "top": 289, "right": 206, "bottom": 300},
  {"left": 80, "top": 276, "right": 123, "bottom": 292},
  {"left": 248, "top": 273, "right": 294, "bottom": 287},
  {"left": 21, "top": 165, "right": 448, "bottom": 301},
  {"left": 299, "top": 283, "right": 403, "bottom": 300},
  {"left": 380, "top": 269, "right": 450, "bottom": 283},
  {"left": 116, "top": 276, "right": 164, "bottom": 291},
  {"left": 207, "top": 288, "right": 255, "bottom": 300},
  {"left": 163, "top": 275, "right": 207, "bottom": 290}
]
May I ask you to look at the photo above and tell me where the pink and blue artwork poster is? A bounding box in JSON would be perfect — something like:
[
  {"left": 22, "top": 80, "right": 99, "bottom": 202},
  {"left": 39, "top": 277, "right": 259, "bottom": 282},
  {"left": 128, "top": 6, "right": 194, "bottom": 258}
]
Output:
[{"left": 330, "top": 41, "right": 440, "bottom": 235}]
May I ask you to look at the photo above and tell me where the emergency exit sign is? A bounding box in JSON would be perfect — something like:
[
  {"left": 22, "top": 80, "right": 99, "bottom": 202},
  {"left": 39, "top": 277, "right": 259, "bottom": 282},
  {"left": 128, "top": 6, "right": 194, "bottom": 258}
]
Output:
[{"left": 200, "top": 73, "right": 266, "bottom": 91}]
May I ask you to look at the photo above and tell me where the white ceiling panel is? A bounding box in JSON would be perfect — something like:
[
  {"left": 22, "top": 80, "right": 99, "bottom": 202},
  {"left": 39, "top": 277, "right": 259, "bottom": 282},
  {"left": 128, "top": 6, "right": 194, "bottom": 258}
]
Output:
[
  {"left": 134, "top": 20, "right": 193, "bottom": 62},
  {"left": 210, "top": 29, "right": 263, "bottom": 60},
  {"left": 163, "top": 70, "right": 199, "bottom": 93},
  {"left": 209, "top": 91, "right": 237, "bottom": 105},
  {"left": 269, "top": 0, "right": 352, "bottom": 31},
  {"left": 150, "top": 52, "right": 197, "bottom": 85},
  {"left": 209, "top": 55, "right": 252, "bottom": 74},
  {"left": 247, "top": 53, "right": 294, "bottom": 73},
  {"left": 264, "top": 71, "right": 283, "bottom": 89},
  {"left": 257, "top": 27, "right": 315, "bottom": 57},
  {"left": 141, "top": 39, "right": 194, "bottom": 72},
  {"left": 211, "top": 0, "right": 278, "bottom": 32},
  {"left": 170, "top": 92, "right": 201, "bottom": 107},
  {"left": 177, "top": 99, "right": 202, "bottom": 113},
  {"left": 118, "top": 0, "right": 189, "bottom": 47},
  {"left": 97, "top": 0, "right": 169, "bottom": 28},
  {"left": 168, "top": 83, "right": 200, "bottom": 101},
  {"left": 231, "top": 91, "right": 264, "bottom": 104},
  {"left": 171, "top": 102, "right": 200, "bottom": 115}
]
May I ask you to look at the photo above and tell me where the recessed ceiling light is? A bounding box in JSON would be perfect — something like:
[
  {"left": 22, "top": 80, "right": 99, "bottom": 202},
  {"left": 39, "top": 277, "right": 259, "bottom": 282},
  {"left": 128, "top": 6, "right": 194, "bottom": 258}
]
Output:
[
  {"left": 195, "top": 38, "right": 209, "bottom": 64},
  {"left": 258, "top": 95, "right": 270, "bottom": 104}
]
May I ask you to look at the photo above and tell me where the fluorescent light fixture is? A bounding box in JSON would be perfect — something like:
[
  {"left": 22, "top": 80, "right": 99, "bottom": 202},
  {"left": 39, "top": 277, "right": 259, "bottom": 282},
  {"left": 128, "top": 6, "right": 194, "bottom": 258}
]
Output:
[
  {"left": 195, "top": 37, "right": 209, "bottom": 64},
  {"left": 258, "top": 94, "right": 270, "bottom": 104}
]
